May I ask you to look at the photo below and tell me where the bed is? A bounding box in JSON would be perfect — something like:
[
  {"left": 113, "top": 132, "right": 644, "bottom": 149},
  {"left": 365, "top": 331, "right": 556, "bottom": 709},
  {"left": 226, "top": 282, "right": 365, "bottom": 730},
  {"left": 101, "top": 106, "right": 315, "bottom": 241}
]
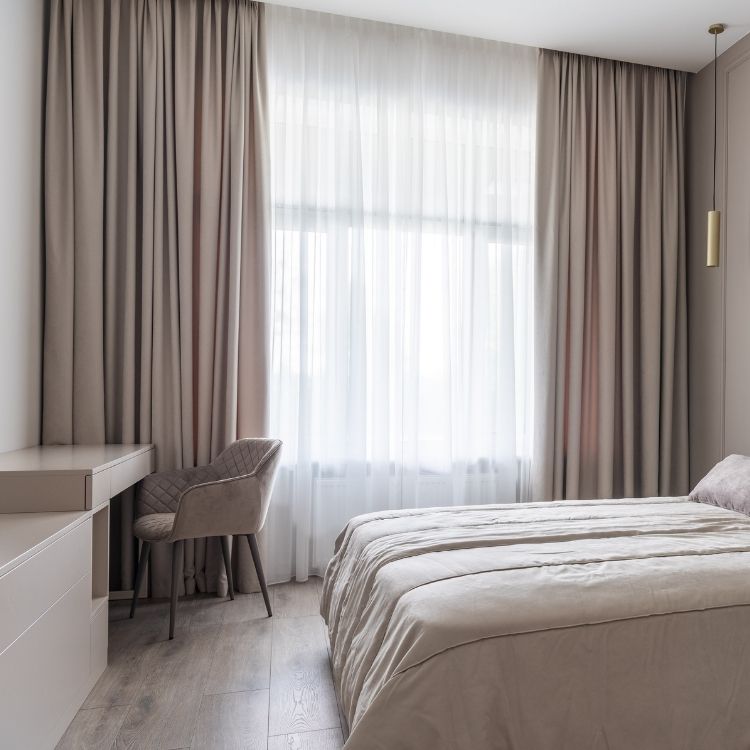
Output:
[{"left": 321, "top": 495, "right": 750, "bottom": 749}]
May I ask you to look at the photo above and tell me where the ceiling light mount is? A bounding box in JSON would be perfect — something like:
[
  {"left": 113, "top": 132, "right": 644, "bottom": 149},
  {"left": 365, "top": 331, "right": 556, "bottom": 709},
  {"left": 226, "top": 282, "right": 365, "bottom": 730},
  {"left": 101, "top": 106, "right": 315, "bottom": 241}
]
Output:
[{"left": 708, "top": 23, "right": 727, "bottom": 36}]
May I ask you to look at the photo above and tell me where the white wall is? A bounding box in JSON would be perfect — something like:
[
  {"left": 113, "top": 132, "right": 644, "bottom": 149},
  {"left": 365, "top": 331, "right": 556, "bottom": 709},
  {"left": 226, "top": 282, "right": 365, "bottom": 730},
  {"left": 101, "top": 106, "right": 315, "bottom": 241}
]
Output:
[{"left": 0, "top": 0, "right": 44, "bottom": 452}]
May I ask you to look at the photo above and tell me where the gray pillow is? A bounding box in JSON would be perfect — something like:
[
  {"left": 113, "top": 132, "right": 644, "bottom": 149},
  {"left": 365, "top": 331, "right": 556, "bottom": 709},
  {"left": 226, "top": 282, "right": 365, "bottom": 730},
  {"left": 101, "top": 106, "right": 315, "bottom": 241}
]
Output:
[{"left": 690, "top": 454, "right": 750, "bottom": 515}]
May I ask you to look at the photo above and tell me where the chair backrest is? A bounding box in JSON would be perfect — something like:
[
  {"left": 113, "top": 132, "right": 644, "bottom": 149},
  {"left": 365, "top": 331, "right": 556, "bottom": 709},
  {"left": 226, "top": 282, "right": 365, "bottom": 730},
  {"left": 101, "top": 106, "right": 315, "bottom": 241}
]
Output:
[
  {"left": 137, "top": 464, "right": 220, "bottom": 516},
  {"left": 211, "top": 438, "right": 282, "bottom": 480},
  {"left": 169, "top": 438, "right": 283, "bottom": 540}
]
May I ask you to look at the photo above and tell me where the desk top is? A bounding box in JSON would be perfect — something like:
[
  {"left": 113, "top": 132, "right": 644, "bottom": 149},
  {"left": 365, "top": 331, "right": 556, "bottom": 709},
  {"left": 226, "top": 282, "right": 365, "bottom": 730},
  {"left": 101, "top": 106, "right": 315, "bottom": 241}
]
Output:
[
  {"left": 0, "top": 510, "right": 89, "bottom": 577},
  {"left": 0, "top": 444, "right": 153, "bottom": 476}
]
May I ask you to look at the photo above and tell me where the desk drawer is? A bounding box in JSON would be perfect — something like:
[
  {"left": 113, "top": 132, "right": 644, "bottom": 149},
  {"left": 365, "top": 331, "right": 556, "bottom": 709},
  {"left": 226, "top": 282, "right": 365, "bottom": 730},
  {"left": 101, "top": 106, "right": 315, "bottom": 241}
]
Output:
[
  {"left": 0, "top": 474, "right": 87, "bottom": 512},
  {"left": 87, "top": 469, "right": 111, "bottom": 509},
  {"left": 109, "top": 449, "right": 154, "bottom": 498},
  {"left": 0, "top": 518, "right": 90, "bottom": 655}
]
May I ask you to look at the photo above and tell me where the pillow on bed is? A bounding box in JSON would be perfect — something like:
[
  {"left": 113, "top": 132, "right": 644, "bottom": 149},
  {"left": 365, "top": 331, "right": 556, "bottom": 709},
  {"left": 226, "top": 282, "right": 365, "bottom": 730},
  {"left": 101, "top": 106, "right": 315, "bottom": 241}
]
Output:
[{"left": 690, "top": 454, "right": 750, "bottom": 515}]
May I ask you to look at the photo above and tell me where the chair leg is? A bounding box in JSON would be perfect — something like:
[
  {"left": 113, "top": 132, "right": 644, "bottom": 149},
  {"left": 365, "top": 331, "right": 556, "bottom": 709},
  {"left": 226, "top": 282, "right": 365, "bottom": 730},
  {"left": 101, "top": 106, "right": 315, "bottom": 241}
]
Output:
[
  {"left": 247, "top": 534, "right": 272, "bottom": 617},
  {"left": 169, "top": 540, "right": 184, "bottom": 640},
  {"left": 220, "top": 536, "right": 235, "bottom": 600},
  {"left": 130, "top": 541, "right": 150, "bottom": 619}
]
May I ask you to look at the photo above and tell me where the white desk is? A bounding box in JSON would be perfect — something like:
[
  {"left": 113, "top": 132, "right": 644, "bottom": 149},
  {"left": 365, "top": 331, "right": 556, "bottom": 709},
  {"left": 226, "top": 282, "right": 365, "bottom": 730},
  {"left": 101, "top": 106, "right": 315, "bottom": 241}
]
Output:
[
  {"left": 0, "top": 443, "right": 154, "bottom": 512},
  {"left": 0, "top": 444, "right": 154, "bottom": 749}
]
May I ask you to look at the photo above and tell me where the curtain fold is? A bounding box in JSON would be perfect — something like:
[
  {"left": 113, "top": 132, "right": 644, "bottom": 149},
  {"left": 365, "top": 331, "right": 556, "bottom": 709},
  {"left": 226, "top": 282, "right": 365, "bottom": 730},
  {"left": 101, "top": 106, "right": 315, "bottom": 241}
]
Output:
[
  {"left": 43, "top": 0, "right": 269, "bottom": 597},
  {"left": 533, "top": 49, "right": 689, "bottom": 501},
  {"left": 264, "top": 7, "right": 537, "bottom": 582}
]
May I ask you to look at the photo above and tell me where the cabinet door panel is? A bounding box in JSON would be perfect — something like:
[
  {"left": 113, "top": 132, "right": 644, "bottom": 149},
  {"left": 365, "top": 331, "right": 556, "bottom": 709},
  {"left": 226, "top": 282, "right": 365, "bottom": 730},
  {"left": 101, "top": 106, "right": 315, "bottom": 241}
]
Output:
[{"left": 0, "top": 575, "right": 91, "bottom": 749}]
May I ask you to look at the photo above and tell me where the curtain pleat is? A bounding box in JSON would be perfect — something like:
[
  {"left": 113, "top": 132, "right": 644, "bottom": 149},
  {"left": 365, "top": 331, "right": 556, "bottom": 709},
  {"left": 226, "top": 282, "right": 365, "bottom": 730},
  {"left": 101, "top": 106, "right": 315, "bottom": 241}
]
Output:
[
  {"left": 533, "top": 50, "right": 689, "bottom": 501},
  {"left": 43, "top": 0, "right": 269, "bottom": 597}
]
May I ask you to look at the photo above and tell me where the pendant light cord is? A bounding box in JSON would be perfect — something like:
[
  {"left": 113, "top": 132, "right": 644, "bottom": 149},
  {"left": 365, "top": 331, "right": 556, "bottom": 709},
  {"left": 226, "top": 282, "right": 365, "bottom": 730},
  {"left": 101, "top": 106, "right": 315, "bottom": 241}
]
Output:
[{"left": 713, "top": 31, "right": 718, "bottom": 212}]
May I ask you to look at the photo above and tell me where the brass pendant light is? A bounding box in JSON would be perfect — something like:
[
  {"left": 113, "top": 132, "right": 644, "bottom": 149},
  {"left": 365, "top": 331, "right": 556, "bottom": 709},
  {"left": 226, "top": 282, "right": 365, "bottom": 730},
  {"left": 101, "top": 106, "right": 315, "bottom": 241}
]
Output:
[{"left": 707, "top": 23, "right": 726, "bottom": 267}]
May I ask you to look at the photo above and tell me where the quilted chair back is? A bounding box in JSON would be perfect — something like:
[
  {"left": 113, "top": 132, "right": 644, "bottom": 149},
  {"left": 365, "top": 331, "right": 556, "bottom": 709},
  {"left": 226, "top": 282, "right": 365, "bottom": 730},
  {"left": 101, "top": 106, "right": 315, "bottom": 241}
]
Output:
[
  {"left": 137, "top": 464, "right": 220, "bottom": 517},
  {"left": 212, "top": 438, "right": 282, "bottom": 480},
  {"left": 136, "top": 439, "right": 283, "bottom": 540}
]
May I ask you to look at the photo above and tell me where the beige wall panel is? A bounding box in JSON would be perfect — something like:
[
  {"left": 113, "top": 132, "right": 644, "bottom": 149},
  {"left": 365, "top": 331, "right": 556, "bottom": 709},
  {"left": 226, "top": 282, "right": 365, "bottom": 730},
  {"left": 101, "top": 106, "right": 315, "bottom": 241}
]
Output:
[
  {"left": 687, "top": 36, "right": 750, "bottom": 485},
  {"left": 723, "top": 57, "right": 750, "bottom": 457}
]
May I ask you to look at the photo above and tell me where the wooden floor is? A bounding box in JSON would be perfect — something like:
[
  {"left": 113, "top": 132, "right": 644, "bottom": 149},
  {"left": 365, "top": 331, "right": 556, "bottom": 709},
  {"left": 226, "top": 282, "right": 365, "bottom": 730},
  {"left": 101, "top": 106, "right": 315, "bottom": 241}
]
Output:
[{"left": 57, "top": 579, "right": 346, "bottom": 750}]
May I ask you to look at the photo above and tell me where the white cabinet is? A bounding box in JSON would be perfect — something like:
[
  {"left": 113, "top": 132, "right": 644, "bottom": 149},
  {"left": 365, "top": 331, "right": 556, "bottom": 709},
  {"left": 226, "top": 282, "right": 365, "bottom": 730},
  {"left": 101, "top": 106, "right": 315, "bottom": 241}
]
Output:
[
  {"left": 0, "top": 444, "right": 154, "bottom": 748},
  {"left": 0, "top": 514, "right": 91, "bottom": 749}
]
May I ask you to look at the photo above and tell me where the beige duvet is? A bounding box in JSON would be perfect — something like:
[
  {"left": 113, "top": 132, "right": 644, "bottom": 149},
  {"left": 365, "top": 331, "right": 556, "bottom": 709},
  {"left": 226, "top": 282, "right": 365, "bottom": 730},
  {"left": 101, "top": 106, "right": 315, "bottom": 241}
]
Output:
[{"left": 321, "top": 498, "right": 750, "bottom": 750}]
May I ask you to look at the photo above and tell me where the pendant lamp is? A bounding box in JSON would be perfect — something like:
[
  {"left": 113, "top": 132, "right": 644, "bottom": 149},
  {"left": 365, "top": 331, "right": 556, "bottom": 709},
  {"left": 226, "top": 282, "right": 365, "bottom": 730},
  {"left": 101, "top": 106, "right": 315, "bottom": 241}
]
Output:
[{"left": 707, "top": 23, "right": 726, "bottom": 267}]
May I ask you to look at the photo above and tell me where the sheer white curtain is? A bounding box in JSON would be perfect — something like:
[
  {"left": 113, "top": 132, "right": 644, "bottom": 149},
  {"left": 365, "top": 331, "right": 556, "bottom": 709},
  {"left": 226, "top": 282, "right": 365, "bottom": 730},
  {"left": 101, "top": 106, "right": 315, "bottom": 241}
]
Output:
[{"left": 264, "top": 6, "right": 537, "bottom": 582}]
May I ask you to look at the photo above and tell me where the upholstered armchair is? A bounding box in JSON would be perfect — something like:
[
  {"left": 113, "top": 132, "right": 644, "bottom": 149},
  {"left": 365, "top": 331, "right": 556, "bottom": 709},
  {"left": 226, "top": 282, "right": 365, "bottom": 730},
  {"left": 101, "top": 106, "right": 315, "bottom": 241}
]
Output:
[{"left": 130, "top": 438, "right": 282, "bottom": 638}]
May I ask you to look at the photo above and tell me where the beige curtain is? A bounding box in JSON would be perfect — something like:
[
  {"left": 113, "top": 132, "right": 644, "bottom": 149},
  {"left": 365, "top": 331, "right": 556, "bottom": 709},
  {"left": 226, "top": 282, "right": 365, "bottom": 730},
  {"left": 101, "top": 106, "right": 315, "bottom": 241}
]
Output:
[
  {"left": 43, "top": 0, "right": 269, "bottom": 597},
  {"left": 533, "top": 50, "right": 688, "bottom": 501}
]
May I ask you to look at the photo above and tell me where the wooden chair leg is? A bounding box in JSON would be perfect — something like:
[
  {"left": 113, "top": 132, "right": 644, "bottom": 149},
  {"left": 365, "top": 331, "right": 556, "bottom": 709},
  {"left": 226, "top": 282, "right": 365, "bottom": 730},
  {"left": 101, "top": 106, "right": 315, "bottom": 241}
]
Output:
[
  {"left": 169, "top": 540, "right": 184, "bottom": 640},
  {"left": 130, "top": 541, "right": 150, "bottom": 619},
  {"left": 220, "top": 535, "right": 235, "bottom": 600},
  {"left": 247, "top": 534, "right": 272, "bottom": 617}
]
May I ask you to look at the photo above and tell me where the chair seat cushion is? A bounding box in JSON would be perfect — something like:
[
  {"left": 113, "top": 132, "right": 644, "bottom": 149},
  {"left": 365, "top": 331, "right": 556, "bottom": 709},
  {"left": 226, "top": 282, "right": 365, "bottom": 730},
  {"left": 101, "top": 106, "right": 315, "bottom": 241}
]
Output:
[{"left": 134, "top": 512, "right": 176, "bottom": 542}]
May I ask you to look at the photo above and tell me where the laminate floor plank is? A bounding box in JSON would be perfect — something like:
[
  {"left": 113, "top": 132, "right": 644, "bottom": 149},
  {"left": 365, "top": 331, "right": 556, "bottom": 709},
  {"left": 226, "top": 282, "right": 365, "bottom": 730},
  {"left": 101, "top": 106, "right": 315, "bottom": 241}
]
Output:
[
  {"left": 111, "top": 599, "right": 194, "bottom": 642},
  {"left": 268, "top": 728, "right": 344, "bottom": 750},
  {"left": 223, "top": 592, "right": 271, "bottom": 624},
  {"left": 55, "top": 706, "right": 129, "bottom": 750},
  {"left": 272, "top": 580, "right": 321, "bottom": 618},
  {"left": 192, "top": 690, "right": 269, "bottom": 750},
  {"left": 269, "top": 615, "right": 340, "bottom": 736},
  {"left": 83, "top": 609, "right": 163, "bottom": 709},
  {"left": 62, "top": 580, "right": 344, "bottom": 750},
  {"left": 204, "top": 618, "right": 273, "bottom": 695},
  {"left": 181, "top": 594, "right": 231, "bottom": 631},
  {"left": 114, "top": 627, "right": 218, "bottom": 750}
]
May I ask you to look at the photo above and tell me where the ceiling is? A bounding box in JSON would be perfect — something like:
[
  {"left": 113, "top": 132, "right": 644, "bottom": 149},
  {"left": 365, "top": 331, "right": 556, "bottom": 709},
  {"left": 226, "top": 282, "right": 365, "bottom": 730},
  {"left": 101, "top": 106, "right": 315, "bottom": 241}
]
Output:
[{"left": 263, "top": 0, "right": 750, "bottom": 73}]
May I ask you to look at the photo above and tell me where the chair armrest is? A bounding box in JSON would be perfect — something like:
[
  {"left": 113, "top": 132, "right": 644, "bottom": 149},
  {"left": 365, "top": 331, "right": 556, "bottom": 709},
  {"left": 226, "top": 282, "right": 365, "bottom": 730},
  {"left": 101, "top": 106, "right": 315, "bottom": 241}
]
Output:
[{"left": 168, "top": 474, "right": 263, "bottom": 541}]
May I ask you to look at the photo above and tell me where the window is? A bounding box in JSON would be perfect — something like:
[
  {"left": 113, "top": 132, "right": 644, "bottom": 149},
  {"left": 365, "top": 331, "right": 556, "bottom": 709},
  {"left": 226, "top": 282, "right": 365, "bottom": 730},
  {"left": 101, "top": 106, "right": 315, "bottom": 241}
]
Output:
[{"left": 264, "top": 6, "right": 537, "bottom": 580}]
